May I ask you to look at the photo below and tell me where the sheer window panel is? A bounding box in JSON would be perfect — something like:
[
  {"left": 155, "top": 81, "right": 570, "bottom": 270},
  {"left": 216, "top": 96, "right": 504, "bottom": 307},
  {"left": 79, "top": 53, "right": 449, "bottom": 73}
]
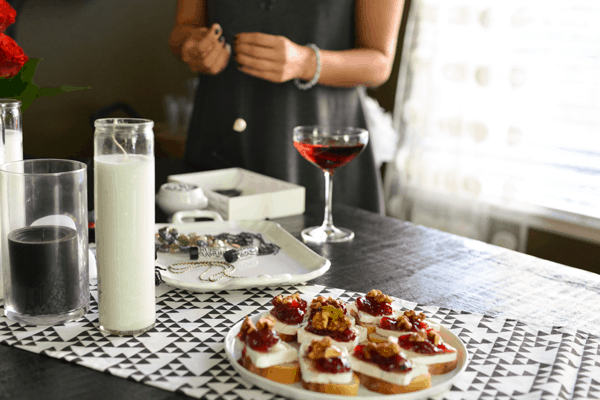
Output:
[{"left": 386, "top": 0, "right": 600, "bottom": 253}]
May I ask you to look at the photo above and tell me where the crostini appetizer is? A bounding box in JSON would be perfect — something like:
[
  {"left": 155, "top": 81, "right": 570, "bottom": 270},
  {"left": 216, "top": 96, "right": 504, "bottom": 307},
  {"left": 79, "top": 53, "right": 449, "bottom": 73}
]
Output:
[
  {"left": 395, "top": 329, "right": 458, "bottom": 375},
  {"left": 350, "top": 339, "right": 431, "bottom": 394},
  {"left": 264, "top": 293, "right": 308, "bottom": 342},
  {"left": 238, "top": 316, "right": 300, "bottom": 384},
  {"left": 299, "top": 337, "right": 359, "bottom": 396},
  {"left": 297, "top": 305, "right": 367, "bottom": 351},
  {"left": 370, "top": 309, "right": 440, "bottom": 342},
  {"left": 347, "top": 289, "right": 395, "bottom": 334}
]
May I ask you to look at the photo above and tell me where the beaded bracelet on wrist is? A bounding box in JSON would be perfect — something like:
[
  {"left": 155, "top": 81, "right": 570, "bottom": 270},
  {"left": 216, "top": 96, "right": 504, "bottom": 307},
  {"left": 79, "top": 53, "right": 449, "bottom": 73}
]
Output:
[{"left": 294, "top": 43, "right": 321, "bottom": 90}]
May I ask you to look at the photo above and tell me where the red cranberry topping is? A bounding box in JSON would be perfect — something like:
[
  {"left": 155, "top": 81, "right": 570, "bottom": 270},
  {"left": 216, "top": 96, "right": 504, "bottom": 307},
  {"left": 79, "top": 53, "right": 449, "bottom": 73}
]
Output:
[
  {"left": 353, "top": 345, "right": 412, "bottom": 373},
  {"left": 246, "top": 329, "right": 280, "bottom": 352},
  {"left": 379, "top": 316, "right": 429, "bottom": 332},
  {"left": 314, "top": 356, "right": 351, "bottom": 374},
  {"left": 270, "top": 297, "right": 307, "bottom": 325},
  {"left": 356, "top": 297, "right": 393, "bottom": 317},
  {"left": 305, "top": 323, "right": 356, "bottom": 343},
  {"left": 397, "top": 333, "right": 453, "bottom": 355}
]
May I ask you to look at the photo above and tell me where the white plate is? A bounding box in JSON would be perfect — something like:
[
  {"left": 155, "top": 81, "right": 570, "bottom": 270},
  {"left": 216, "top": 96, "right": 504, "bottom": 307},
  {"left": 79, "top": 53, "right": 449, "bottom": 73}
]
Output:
[
  {"left": 225, "top": 313, "right": 469, "bottom": 399},
  {"left": 155, "top": 220, "right": 330, "bottom": 292}
]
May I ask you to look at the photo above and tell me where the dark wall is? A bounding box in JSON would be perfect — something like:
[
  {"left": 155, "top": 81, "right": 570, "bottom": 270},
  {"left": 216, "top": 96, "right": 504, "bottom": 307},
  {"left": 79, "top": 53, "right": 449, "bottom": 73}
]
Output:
[{"left": 14, "top": 0, "right": 196, "bottom": 159}]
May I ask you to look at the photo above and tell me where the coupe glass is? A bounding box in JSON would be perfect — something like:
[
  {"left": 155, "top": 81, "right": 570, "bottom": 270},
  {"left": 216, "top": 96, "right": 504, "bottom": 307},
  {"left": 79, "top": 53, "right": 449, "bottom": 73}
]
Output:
[{"left": 293, "top": 126, "right": 369, "bottom": 243}]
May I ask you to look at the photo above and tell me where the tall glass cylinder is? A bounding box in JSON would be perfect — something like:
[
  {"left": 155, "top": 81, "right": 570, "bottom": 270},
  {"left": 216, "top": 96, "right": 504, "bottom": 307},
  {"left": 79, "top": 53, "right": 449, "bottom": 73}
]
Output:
[
  {"left": 0, "top": 100, "right": 22, "bottom": 301},
  {"left": 0, "top": 99, "right": 23, "bottom": 163},
  {"left": 94, "top": 118, "right": 155, "bottom": 335},
  {"left": 0, "top": 159, "right": 90, "bottom": 325}
]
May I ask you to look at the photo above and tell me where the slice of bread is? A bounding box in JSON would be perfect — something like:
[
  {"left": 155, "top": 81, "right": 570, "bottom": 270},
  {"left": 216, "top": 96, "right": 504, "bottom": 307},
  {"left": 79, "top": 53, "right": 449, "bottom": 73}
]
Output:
[
  {"left": 355, "top": 370, "right": 431, "bottom": 394},
  {"left": 301, "top": 372, "right": 359, "bottom": 396},
  {"left": 427, "top": 357, "right": 459, "bottom": 375},
  {"left": 277, "top": 332, "right": 297, "bottom": 342},
  {"left": 241, "top": 354, "right": 301, "bottom": 384}
]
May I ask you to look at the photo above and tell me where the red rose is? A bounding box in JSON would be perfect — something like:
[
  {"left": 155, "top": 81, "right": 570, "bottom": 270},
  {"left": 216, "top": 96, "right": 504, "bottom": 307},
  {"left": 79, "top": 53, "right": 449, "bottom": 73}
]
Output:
[
  {"left": 0, "top": 33, "right": 28, "bottom": 77},
  {"left": 0, "top": 0, "right": 16, "bottom": 33}
]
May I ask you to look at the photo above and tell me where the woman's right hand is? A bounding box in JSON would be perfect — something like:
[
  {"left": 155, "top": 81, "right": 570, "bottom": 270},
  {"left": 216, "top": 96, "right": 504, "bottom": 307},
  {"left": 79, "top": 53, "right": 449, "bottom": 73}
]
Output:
[{"left": 181, "top": 23, "right": 231, "bottom": 75}]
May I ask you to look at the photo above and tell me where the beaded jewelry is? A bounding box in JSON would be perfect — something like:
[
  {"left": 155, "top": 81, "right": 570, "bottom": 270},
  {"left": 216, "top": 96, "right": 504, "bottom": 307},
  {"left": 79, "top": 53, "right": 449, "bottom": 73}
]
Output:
[
  {"left": 156, "top": 228, "right": 281, "bottom": 256},
  {"left": 294, "top": 43, "right": 321, "bottom": 90}
]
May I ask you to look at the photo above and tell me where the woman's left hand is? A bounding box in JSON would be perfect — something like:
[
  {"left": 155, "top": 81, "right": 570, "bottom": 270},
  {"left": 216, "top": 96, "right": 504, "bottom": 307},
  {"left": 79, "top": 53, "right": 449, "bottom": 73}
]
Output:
[{"left": 234, "top": 32, "right": 313, "bottom": 83}]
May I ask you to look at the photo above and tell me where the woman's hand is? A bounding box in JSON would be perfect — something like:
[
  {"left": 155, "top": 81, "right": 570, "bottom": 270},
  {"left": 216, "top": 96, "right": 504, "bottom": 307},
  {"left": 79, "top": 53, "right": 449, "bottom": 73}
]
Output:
[
  {"left": 181, "top": 23, "right": 231, "bottom": 75},
  {"left": 234, "top": 32, "right": 315, "bottom": 83}
]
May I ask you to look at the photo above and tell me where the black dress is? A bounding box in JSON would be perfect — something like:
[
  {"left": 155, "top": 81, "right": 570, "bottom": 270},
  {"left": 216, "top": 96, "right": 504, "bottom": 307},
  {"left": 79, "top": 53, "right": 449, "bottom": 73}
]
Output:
[{"left": 184, "top": 0, "right": 384, "bottom": 213}]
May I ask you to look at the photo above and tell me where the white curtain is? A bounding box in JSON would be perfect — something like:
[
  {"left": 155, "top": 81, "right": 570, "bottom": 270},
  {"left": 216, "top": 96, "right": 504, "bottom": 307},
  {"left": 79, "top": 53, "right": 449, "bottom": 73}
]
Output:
[{"left": 385, "top": 0, "right": 600, "bottom": 251}]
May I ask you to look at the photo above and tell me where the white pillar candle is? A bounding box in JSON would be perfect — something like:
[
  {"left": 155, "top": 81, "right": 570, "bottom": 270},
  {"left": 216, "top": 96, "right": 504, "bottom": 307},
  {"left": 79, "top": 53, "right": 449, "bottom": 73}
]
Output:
[{"left": 94, "top": 154, "right": 155, "bottom": 334}]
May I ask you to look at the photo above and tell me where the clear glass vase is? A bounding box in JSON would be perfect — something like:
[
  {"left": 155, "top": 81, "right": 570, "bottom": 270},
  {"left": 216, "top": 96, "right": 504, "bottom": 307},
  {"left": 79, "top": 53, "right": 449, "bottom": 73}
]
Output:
[{"left": 1, "top": 159, "right": 90, "bottom": 325}]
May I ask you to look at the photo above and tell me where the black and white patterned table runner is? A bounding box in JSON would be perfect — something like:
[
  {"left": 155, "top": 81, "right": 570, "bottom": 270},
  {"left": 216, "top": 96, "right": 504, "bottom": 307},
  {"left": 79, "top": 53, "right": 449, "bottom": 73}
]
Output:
[{"left": 1, "top": 284, "right": 599, "bottom": 400}]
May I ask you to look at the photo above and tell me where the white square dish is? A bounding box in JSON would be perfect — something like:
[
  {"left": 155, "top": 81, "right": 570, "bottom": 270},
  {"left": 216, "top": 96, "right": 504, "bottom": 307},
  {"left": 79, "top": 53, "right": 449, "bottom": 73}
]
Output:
[{"left": 167, "top": 168, "right": 305, "bottom": 220}]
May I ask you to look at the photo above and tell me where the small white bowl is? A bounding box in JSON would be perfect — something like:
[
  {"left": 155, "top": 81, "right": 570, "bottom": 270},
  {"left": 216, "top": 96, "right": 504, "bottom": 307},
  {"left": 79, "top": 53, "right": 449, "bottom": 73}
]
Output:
[{"left": 155, "top": 182, "right": 208, "bottom": 216}]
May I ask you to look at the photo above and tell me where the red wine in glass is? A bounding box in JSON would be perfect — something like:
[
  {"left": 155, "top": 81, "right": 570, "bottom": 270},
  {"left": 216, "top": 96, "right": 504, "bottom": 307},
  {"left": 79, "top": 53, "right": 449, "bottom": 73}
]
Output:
[
  {"left": 293, "top": 126, "right": 369, "bottom": 244},
  {"left": 293, "top": 141, "right": 365, "bottom": 172}
]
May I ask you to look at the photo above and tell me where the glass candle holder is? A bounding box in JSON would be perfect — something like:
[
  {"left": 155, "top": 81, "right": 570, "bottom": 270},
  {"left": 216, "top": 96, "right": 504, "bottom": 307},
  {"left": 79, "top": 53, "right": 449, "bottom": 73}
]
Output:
[
  {"left": 94, "top": 118, "right": 155, "bottom": 336},
  {"left": 0, "top": 99, "right": 22, "bottom": 163},
  {"left": 0, "top": 159, "right": 90, "bottom": 325}
]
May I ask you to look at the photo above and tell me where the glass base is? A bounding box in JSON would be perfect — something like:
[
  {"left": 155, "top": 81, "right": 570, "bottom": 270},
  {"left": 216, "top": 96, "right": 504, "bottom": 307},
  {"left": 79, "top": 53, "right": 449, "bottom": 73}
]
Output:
[
  {"left": 301, "top": 225, "right": 355, "bottom": 244},
  {"left": 98, "top": 321, "right": 155, "bottom": 336},
  {"left": 4, "top": 304, "right": 89, "bottom": 326}
]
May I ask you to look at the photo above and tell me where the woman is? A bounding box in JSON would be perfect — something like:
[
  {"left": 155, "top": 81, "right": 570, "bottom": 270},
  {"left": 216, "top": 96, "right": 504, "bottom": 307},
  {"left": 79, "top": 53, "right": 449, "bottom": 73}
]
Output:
[{"left": 169, "top": 0, "right": 404, "bottom": 214}]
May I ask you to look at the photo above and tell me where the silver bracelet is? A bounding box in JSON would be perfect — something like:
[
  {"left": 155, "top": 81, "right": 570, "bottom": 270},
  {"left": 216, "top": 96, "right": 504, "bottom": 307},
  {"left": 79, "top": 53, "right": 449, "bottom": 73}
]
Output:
[{"left": 294, "top": 43, "right": 321, "bottom": 90}]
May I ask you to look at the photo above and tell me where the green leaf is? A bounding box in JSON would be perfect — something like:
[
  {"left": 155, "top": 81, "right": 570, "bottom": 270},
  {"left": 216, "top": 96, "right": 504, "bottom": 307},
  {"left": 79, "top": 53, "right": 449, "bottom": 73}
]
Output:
[
  {"left": 16, "top": 58, "right": 42, "bottom": 83},
  {"left": 0, "top": 58, "right": 90, "bottom": 112}
]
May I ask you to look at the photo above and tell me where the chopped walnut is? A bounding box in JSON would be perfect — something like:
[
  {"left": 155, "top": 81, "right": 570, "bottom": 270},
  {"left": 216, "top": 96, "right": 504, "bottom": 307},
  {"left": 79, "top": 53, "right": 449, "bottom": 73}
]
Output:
[
  {"left": 309, "top": 296, "right": 344, "bottom": 310},
  {"left": 309, "top": 296, "right": 326, "bottom": 310},
  {"left": 311, "top": 306, "right": 351, "bottom": 332},
  {"left": 312, "top": 310, "right": 329, "bottom": 330},
  {"left": 256, "top": 316, "right": 276, "bottom": 331},
  {"left": 408, "top": 330, "right": 428, "bottom": 343},
  {"left": 239, "top": 317, "right": 256, "bottom": 337},
  {"left": 366, "top": 289, "right": 392, "bottom": 304},
  {"left": 362, "top": 341, "right": 401, "bottom": 359},
  {"left": 427, "top": 330, "right": 442, "bottom": 346},
  {"left": 404, "top": 309, "right": 426, "bottom": 321},
  {"left": 272, "top": 295, "right": 284, "bottom": 305},
  {"left": 307, "top": 337, "right": 342, "bottom": 360},
  {"left": 282, "top": 292, "right": 302, "bottom": 305},
  {"left": 396, "top": 315, "right": 412, "bottom": 330}
]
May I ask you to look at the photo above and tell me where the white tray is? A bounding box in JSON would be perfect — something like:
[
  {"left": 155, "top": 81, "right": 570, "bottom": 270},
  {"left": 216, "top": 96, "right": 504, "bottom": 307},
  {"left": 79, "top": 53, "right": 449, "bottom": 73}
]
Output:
[
  {"left": 225, "top": 313, "right": 469, "bottom": 399},
  {"left": 155, "top": 220, "right": 330, "bottom": 292},
  {"left": 168, "top": 168, "right": 305, "bottom": 221}
]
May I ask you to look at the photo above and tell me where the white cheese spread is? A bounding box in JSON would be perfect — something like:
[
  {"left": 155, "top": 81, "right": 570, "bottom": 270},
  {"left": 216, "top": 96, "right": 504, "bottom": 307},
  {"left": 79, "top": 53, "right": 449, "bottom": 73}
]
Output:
[
  {"left": 245, "top": 340, "right": 298, "bottom": 369},
  {"left": 298, "top": 343, "right": 353, "bottom": 384},
  {"left": 262, "top": 312, "right": 303, "bottom": 335}
]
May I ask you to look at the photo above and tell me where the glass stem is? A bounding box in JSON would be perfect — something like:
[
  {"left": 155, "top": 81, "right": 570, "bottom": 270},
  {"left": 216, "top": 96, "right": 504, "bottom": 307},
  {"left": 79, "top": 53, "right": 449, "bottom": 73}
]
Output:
[{"left": 322, "top": 170, "right": 334, "bottom": 232}]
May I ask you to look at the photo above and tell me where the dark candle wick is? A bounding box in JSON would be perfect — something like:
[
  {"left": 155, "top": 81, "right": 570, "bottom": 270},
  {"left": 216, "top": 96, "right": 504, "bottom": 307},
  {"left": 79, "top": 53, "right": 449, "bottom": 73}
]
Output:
[{"left": 42, "top": 229, "right": 45, "bottom": 242}]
